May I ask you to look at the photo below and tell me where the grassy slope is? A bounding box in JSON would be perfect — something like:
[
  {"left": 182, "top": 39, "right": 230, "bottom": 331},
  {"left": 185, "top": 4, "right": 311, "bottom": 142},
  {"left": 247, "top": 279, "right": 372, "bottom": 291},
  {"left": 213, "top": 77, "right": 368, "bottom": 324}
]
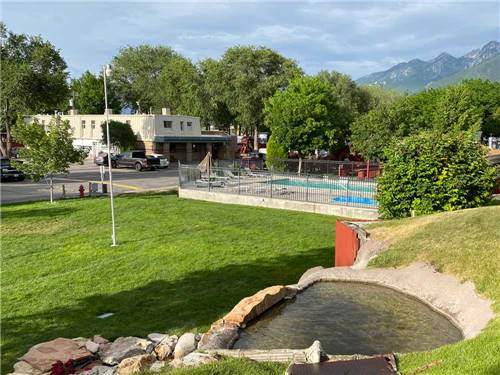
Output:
[
  {"left": 367, "top": 206, "right": 500, "bottom": 374},
  {"left": 0, "top": 194, "right": 335, "bottom": 374}
]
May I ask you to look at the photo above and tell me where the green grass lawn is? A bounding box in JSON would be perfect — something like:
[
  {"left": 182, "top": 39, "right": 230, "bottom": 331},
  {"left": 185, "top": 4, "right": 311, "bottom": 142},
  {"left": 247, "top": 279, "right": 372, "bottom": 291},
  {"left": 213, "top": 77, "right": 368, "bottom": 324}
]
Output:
[
  {"left": 158, "top": 205, "right": 500, "bottom": 375},
  {"left": 0, "top": 193, "right": 336, "bottom": 374}
]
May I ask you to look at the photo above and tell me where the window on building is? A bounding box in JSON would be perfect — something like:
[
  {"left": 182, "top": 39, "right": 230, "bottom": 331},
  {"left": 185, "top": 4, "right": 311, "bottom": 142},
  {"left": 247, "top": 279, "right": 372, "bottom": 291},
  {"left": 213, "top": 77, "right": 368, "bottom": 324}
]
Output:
[
  {"left": 81, "top": 120, "right": 86, "bottom": 129},
  {"left": 187, "top": 121, "right": 192, "bottom": 127},
  {"left": 163, "top": 120, "right": 172, "bottom": 128},
  {"left": 180, "top": 121, "right": 184, "bottom": 131},
  {"left": 91, "top": 120, "right": 95, "bottom": 129}
]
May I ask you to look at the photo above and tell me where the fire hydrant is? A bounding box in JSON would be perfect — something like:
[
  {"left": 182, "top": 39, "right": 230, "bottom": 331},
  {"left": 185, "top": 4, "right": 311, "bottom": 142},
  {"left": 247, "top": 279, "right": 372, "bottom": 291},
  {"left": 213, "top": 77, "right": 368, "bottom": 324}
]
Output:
[{"left": 79, "top": 184, "right": 85, "bottom": 198}]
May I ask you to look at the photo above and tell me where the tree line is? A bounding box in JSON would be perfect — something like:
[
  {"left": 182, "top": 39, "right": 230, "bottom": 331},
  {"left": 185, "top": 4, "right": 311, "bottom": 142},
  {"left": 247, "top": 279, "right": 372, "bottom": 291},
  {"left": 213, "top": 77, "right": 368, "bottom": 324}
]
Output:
[{"left": 2, "top": 23, "right": 499, "bottom": 161}]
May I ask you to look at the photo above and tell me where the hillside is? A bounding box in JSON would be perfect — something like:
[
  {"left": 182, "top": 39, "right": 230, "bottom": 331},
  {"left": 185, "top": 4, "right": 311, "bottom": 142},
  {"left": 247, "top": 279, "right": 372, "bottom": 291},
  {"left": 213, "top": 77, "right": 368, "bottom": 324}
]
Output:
[
  {"left": 367, "top": 205, "right": 500, "bottom": 374},
  {"left": 357, "top": 41, "right": 500, "bottom": 92},
  {"left": 428, "top": 53, "right": 500, "bottom": 88}
]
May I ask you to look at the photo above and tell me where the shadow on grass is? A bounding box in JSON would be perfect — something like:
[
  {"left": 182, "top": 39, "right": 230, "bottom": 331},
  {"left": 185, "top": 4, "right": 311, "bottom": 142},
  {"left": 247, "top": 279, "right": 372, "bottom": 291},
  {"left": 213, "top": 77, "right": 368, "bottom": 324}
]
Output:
[
  {"left": 1, "top": 248, "right": 332, "bottom": 373},
  {"left": 0, "top": 206, "right": 79, "bottom": 220}
]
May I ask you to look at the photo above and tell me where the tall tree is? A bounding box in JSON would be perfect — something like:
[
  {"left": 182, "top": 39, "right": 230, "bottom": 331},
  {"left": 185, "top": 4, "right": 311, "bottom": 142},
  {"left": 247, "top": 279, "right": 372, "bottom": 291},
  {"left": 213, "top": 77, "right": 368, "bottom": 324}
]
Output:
[
  {"left": 358, "top": 84, "right": 403, "bottom": 111},
  {"left": 110, "top": 45, "right": 178, "bottom": 112},
  {"left": 216, "top": 46, "right": 302, "bottom": 146},
  {"left": 317, "top": 70, "right": 370, "bottom": 119},
  {"left": 157, "top": 56, "right": 203, "bottom": 116},
  {"left": 265, "top": 76, "right": 348, "bottom": 157},
  {"left": 70, "top": 71, "right": 121, "bottom": 114},
  {"left": 197, "top": 58, "right": 235, "bottom": 131},
  {"left": 11, "top": 117, "right": 86, "bottom": 203},
  {"left": 0, "top": 23, "right": 69, "bottom": 157}
]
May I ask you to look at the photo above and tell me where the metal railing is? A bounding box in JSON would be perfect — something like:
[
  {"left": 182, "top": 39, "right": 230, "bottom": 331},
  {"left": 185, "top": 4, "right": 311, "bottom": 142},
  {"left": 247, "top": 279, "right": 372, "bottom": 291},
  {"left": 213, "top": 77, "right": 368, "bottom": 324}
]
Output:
[
  {"left": 179, "top": 164, "right": 378, "bottom": 209},
  {"left": 208, "top": 158, "right": 382, "bottom": 178}
]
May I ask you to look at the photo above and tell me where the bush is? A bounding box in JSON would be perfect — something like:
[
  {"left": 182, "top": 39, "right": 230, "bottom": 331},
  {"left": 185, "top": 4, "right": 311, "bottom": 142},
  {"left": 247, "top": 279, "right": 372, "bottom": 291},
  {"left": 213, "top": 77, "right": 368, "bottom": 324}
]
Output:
[
  {"left": 101, "top": 120, "right": 137, "bottom": 151},
  {"left": 265, "top": 135, "right": 287, "bottom": 171},
  {"left": 377, "top": 130, "right": 496, "bottom": 218}
]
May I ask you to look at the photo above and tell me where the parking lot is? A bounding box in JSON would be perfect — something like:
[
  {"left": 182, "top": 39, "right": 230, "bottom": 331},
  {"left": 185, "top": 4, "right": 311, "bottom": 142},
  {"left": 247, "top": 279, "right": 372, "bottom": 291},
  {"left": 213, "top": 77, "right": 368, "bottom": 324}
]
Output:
[{"left": 1, "top": 160, "right": 179, "bottom": 204}]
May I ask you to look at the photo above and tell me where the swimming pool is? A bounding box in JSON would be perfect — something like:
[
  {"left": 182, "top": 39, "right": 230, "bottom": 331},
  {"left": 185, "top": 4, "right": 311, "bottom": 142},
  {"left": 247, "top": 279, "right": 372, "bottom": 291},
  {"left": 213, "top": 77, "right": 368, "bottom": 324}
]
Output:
[
  {"left": 332, "top": 196, "right": 377, "bottom": 206},
  {"left": 271, "top": 178, "right": 376, "bottom": 193}
]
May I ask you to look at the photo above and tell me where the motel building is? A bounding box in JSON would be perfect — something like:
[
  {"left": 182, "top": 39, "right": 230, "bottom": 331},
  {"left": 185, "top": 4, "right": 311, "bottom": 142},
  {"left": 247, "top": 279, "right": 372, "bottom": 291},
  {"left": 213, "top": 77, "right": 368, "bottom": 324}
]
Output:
[{"left": 26, "top": 108, "right": 235, "bottom": 162}]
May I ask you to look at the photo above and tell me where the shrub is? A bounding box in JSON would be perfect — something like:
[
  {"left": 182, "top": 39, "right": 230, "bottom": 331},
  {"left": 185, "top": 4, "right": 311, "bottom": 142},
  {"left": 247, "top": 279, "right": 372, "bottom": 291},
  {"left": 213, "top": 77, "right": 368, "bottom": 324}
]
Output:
[
  {"left": 265, "top": 135, "right": 287, "bottom": 171},
  {"left": 377, "top": 129, "right": 497, "bottom": 218}
]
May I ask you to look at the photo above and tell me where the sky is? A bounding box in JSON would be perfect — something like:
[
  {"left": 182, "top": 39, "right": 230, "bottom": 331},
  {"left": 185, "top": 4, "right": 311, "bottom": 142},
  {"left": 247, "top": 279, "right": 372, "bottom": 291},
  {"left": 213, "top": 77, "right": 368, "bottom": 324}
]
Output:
[{"left": 2, "top": 0, "right": 499, "bottom": 80}]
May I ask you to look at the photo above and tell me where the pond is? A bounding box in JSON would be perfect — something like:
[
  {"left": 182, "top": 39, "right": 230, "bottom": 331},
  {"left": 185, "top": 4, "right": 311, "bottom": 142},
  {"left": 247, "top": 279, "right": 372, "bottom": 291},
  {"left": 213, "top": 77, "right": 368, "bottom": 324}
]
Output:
[{"left": 233, "top": 282, "right": 463, "bottom": 355}]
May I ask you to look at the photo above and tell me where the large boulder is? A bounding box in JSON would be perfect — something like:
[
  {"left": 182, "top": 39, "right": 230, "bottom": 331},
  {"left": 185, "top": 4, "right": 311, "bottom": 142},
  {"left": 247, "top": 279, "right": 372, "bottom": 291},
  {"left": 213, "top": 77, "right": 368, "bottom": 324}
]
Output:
[
  {"left": 149, "top": 361, "right": 167, "bottom": 373},
  {"left": 92, "top": 336, "right": 109, "bottom": 345},
  {"left": 304, "top": 340, "right": 326, "bottom": 364},
  {"left": 85, "top": 340, "right": 100, "bottom": 354},
  {"left": 19, "top": 338, "right": 92, "bottom": 373},
  {"left": 198, "top": 320, "right": 239, "bottom": 350},
  {"left": 115, "top": 354, "right": 155, "bottom": 375},
  {"left": 147, "top": 333, "right": 168, "bottom": 345},
  {"left": 100, "top": 337, "right": 154, "bottom": 365},
  {"left": 12, "top": 360, "right": 44, "bottom": 375},
  {"left": 173, "top": 333, "right": 199, "bottom": 359},
  {"left": 154, "top": 335, "right": 178, "bottom": 360},
  {"left": 223, "top": 285, "right": 285, "bottom": 327},
  {"left": 170, "top": 352, "right": 218, "bottom": 368}
]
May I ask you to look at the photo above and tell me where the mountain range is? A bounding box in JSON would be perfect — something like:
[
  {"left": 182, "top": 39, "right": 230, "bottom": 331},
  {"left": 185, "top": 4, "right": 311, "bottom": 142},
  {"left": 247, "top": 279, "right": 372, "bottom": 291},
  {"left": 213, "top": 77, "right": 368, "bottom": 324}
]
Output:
[{"left": 356, "top": 41, "right": 500, "bottom": 92}]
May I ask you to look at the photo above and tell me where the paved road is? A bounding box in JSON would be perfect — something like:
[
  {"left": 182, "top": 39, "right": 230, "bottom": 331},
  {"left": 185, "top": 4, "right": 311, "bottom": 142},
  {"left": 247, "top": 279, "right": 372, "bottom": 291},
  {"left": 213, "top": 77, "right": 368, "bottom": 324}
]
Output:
[{"left": 1, "top": 161, "right": 179, "bottom": 204}]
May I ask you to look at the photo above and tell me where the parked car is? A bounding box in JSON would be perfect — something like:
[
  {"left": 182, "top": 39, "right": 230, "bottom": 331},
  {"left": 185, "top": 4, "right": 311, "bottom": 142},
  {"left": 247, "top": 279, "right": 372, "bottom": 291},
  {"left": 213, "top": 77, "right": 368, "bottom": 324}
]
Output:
[
  {"left": 114, "top": 151, "right": 160, "bottom": 171},
  {"left": 148, "top": 153, "right": 169, "bottom": 168},
  {"left": 1, "top": 166, "right": 25, "bottom": 182},
  {"left": 94, "top": 152, "right": 116, "bottom": 167}
]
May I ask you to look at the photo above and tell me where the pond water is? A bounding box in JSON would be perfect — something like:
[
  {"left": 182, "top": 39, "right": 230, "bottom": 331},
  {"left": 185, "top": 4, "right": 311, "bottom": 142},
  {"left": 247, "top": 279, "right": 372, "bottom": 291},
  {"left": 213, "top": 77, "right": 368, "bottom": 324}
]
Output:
[{"left": 233, "top": 282, "right": 463, "bottom": 355}]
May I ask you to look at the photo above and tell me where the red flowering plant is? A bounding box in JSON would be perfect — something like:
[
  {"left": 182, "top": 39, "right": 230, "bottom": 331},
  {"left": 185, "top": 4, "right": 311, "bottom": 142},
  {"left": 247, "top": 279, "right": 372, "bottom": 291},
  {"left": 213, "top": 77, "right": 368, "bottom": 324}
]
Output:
[{"left": 50, "top": 359, "right": 76, "bottom": 375}]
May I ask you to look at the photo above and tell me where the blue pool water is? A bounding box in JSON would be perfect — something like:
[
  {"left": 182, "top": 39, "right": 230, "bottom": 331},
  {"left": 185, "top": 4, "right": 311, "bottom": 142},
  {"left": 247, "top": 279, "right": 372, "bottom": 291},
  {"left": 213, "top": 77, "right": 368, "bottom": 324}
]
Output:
[
  {"left": 332, "top": 196, "right": 377, "bottom": 206},
  {"left": 271, "top": 178, "right": 376, "bottom": 193}
]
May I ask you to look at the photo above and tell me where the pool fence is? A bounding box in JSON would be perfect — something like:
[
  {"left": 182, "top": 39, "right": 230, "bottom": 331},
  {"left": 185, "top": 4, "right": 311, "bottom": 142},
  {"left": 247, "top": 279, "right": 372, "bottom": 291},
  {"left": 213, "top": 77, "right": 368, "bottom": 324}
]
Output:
[{"left": 178, "top": 164, "right": 379, "bottom": 219}]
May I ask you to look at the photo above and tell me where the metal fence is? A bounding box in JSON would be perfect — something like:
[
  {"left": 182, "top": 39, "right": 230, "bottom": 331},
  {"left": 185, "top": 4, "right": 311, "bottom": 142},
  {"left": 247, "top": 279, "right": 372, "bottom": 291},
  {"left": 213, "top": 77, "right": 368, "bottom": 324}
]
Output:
[
  {"left": 179, "top": 164, "right": 378, "bottom": 209},
  {"left": 209, "top": 158, "right": 382, "bottom": 178}
]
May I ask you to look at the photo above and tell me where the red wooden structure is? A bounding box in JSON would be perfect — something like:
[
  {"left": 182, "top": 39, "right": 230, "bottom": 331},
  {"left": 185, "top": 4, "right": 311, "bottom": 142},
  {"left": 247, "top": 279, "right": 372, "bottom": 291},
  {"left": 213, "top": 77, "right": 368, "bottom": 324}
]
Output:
[{"left": 334, "top": 221, "right": 360, "bottom": 266}]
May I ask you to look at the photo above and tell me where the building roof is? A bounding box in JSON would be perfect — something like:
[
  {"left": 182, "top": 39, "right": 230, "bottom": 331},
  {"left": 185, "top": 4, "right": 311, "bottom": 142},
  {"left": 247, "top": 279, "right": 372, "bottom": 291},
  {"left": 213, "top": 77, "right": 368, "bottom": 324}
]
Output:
[{"left": 154, "top": 135, "right": 232, "bottom": 144}]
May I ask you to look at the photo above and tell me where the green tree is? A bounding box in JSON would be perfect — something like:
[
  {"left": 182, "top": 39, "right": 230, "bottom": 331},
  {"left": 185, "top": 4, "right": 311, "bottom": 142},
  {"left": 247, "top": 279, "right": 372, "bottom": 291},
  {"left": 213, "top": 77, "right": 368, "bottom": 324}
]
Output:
[
  {"left": 351, "top": 80, "right": 500, "bottom": 160},
  {"left": 265, "top": 76, "right": 348, "bottom": 157},
  {"left": 317, "top": 70, "right": 369, "bottom": 120},
  {"left": 216, "top": 46, "right": 302, "bottom": 145},
  {"left": 101, "top": 120, "right": 137, "bottom": 151},
  {"left": 0, "top": 23, "right": 69, "bottom": 157},
  {"left": 265, "top": 135, "right": 287, "bottom": 171},
  {"left": 359, "top": 84, "right": 403, "bottom": 111},
  {"left": 459, "top": 79, "right": 500, "bottom": 137},
  {"left": 70, "top": 71, "right": 121, "bottom": 114},
  {"left": 432, "top": 84, "right": 482, "bottom": 133},
  {"left": 197, "top": 58, "right": 236, "bottom": 131},
  {"left": 377, "top": 129, "right": 496, "bottom": 218},
  {"left": 157, "top": 56, "right": 206, "bottom": 119},
  {"left": 11, "top": 117, "right": 86, "bottom": 203},
  {"left": 110, "top": 45, "right": 178, "bottom": 112}
]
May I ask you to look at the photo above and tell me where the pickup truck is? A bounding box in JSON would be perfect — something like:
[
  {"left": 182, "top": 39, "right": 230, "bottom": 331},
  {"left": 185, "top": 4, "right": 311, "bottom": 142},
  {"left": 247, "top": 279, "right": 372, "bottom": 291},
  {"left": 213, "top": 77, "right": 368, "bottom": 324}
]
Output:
[{"left": 114, "top": 151, "right": 160, "bottom": 171}]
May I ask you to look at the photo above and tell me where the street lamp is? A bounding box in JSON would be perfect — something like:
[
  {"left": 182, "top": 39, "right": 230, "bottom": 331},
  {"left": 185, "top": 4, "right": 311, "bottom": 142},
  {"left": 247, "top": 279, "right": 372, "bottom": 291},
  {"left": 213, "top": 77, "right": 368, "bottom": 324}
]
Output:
[{"left": 103, "top": 64, "right": 117, "bottom": 246}]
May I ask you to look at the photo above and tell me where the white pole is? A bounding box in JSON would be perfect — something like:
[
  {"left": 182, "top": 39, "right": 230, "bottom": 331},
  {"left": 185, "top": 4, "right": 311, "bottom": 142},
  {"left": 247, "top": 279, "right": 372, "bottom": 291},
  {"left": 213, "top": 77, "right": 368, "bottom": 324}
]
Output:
[{"left": 103, "top": 65, "right": 117, "bottom": 246}]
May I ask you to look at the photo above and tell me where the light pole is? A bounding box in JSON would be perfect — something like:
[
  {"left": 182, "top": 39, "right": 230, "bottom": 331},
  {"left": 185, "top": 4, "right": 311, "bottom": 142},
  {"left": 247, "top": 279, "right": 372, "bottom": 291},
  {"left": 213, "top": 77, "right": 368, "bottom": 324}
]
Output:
[{"left": 103, "top": 64, "right": 117, "bottom": 246}]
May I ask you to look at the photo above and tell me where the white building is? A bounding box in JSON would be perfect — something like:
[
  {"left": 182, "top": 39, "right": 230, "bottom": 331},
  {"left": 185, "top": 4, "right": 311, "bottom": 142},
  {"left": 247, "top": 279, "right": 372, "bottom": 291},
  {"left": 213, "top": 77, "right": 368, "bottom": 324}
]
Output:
[{"left": 27, "top": 109, "right": 234, "bottom": 162}]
